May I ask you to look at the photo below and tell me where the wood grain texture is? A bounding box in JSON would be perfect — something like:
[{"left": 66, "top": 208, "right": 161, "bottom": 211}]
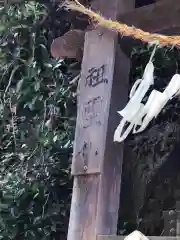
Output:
[
  {"left": 176, "top": 202, "right": 180, "bottom": 236},
  {"left": 98, "top": 236, "right": 180, "bottom": 240},
  {"left": 67, "top": 0, "right": 134, "bottom": 239},
  {"left": 119, "top": 0, "right": 180, "bottom": 58},
  {"left": 163, "top": 211, "right": 177, "bottom": 236},
  {"left": 119, "top": 0, "right": 180, "bottom": 33},
  {"left": 95, "top": 41, "right": 131, "bottom": 235},
  {"left": 72, "top": 29, "right": 116, "bottom": 175},
  {"left": 50, "top": 30, "right": 84, "bottom": 61},
  {"left": 67, "top": 175, "right": 100, "bottom": 240}
]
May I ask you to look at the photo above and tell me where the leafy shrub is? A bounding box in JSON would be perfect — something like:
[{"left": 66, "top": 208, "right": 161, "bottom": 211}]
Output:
[{"left": 0, "top": 1, "right": 77, "bottom": 239}]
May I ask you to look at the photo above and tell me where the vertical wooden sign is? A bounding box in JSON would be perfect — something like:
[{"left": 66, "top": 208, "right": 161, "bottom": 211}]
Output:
[
  {"left": 67, "top": 0, "right": 134, "bottom": 240},
  {"left": 72, "top": 30, "right": 118, "bottom": 175}
]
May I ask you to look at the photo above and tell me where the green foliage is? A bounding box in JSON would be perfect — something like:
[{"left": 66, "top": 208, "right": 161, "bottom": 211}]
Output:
[
  {"left": 129, "top": 45, "right": 180, "bottom": 179},
  {"left": 3, "top": 1, "right": 180, "bottom": 239},
  {"left": 118, "top": 45, "right": 180, "bottom": 236},
  {"left": 0, "top": 1, "right": 77, "bottom": 239},
  {"left": 0, "top": 172, "right": 71, "bottom": 239}
]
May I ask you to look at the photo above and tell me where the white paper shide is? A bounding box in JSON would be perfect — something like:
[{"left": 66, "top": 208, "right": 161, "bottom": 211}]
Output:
[
  {"left": 114, "top": 53, "right": 180, "bottom": 142},
  {"left": 124, "top": 230, "right": 149, "bottom": 240}
]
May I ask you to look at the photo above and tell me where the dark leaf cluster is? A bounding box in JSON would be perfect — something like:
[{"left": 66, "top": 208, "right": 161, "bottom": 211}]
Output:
[{"left": 0, "top": 1, "right": 78, "bottom": 239}]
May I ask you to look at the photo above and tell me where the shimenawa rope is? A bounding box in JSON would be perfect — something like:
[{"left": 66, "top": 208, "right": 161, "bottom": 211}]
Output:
[{"left": 63, "top": 0, "right": 180, "bottom": 48}]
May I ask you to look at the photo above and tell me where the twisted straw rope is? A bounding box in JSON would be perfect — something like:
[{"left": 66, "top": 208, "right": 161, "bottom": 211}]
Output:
[{"left": 63, "top": 0, "right": 180, "bottom": 48}]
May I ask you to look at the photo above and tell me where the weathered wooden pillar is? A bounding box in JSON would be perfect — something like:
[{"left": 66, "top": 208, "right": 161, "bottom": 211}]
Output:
[
  {"left": 163, "top": 210, "right": 176, "bottom": 236},
  {"left": 67, "top": 0, "right": 134, "bottom": 239}
]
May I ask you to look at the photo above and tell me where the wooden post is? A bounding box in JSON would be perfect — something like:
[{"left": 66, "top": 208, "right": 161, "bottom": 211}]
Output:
[
  {"left": 163, "top": 210, "right": 176, "bottom": 236},
  {"left": 67, "top": 0, "right": 134, "bottom": 240},
  {"left": 176, "top": 202, "right": 180, "bottom": 236}
]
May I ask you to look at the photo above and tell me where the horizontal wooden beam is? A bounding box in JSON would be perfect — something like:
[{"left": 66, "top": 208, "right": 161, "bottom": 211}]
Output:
[
  {"left": 98, "top": 236, "right": 180, "bottom": 240},
  {"left": 118, "top": 0, "right": 180, "bottom": 33},
  {"left": 118, "top": 0, "right": 180, "bottom": 57}
]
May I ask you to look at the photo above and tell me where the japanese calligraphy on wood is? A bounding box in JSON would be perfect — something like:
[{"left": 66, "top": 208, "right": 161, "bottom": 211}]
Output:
[
  {"left": 69, "top": 26, "right": 132, "bottom": 239},
  {"left": 85, "top": 65, "right": 108, "bottom": 88},
  {"left": 81, "top": 96, "right": 103, "bottom": 128},
  {"left": 71, "top": 30, "right": 114, "bottom": 175},
  {"left": 71, "top": 25, "right": 130, "bottom": 176},
  {"left": 67, "top": 0, "right": 135, "bottom": 239}
]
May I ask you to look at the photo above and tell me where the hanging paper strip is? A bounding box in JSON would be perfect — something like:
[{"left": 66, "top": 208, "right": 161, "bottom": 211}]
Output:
[{"left": 114, "top": 67, "right": 180, "bottom": 142}]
